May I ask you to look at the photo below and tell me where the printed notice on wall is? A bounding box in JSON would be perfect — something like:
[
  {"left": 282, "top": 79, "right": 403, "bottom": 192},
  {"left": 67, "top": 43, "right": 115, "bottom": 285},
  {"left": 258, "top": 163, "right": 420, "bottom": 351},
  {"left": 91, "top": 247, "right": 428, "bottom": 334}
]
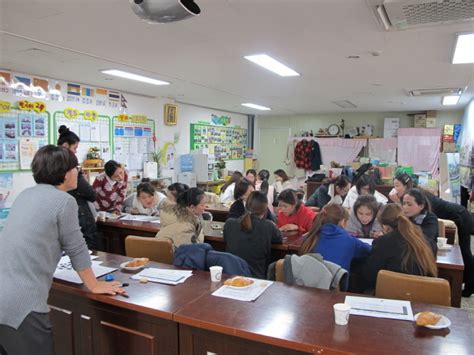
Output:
[{"left": 19, "top": 138, "right": 39, "bottom": 170}]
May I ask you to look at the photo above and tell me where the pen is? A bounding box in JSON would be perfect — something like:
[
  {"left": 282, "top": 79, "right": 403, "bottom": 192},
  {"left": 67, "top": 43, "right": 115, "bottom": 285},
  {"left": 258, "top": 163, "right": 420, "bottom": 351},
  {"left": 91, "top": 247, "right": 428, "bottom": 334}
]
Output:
[{"left": 118, "top": 293, "right": 129, "bottom": 298}]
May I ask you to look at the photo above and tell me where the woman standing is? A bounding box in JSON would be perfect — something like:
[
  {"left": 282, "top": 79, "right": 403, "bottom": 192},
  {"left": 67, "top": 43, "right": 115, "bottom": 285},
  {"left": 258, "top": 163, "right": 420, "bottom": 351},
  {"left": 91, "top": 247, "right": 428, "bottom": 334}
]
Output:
[
  {"left": 156, "top": 188, "right": 207, "bottom": 249},
  {"left": 363, "top": 204, "right": 437, "bottom": 290},
  {"left": 57, "top": 125, "right": 98, "bottom": 249},
  {"left": 93, "top": 160, "right": 128, "bottom": 214},
  {"left": 277, "top": 189, "right": 316, "bottom": 234},
  {"left": 224, "top": 191, "right": 282, "bottom": 279},
  {"left": 306, "top": 175, "right": 351, "bottom": 208},
  {"left": 0, "top": 146, "right": 123, "bottom": 355},
  {"left": 402, "top": 188, "right": 438, "bottom": 255}
]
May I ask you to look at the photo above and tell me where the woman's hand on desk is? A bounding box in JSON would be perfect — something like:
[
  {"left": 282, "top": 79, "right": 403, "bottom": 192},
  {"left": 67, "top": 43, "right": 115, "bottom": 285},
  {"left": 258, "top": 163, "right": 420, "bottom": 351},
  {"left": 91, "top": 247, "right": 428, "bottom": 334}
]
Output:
[{"left": 91, "top": 281, "right": 126, "bottom": 296}]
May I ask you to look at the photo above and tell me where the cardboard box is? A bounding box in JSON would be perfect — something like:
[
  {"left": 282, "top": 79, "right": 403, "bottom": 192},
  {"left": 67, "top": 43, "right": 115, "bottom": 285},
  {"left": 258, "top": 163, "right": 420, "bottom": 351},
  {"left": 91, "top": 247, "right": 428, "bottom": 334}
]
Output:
[
  {"left": 426, "top": 117, "right": 437, "bottom": 127},
  {"left": 442, "top": 135, "right": 454, "bottom": 143},
  {"left": 426, "top": 110, "right": 437, "bottom": 118},
  {"left": 443, "top": 124, "right": 454, "bottom": 135},
  {"left": 443, "top": 142, "right": 457, "bottom": 152},
  {"left": 414, "top": 114, "right": 426, "bottom": 128}
]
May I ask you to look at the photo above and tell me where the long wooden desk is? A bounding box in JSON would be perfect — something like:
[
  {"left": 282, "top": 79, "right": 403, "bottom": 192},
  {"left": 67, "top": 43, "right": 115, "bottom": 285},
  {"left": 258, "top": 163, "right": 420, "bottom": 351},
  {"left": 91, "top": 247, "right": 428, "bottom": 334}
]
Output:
[
  {"left": 97, "top": 220, "right": 464, "bottom": 307},
  {"left": 205, "top": 202, "right": 229, "bottom": 222},
  {"left": 49, "top": 252, "right": 473, "bottom": 355}
]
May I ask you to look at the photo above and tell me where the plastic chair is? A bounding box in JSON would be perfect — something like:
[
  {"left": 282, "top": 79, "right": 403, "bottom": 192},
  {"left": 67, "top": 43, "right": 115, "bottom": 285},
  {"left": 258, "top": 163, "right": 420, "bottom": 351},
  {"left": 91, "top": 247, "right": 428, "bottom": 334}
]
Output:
[
  {"left": 375, "top": 270, "right": 451, "bottom": 306},
  {"left": 125, "top": 236, "right": 174, "bottom": 265}
]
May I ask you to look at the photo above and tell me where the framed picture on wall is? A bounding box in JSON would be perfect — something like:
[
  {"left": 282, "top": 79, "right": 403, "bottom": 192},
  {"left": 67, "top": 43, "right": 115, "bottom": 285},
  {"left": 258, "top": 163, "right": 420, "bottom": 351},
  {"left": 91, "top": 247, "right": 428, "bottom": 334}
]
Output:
[{"left": 164, "top": 104, "right": 178, "bottom": 126}]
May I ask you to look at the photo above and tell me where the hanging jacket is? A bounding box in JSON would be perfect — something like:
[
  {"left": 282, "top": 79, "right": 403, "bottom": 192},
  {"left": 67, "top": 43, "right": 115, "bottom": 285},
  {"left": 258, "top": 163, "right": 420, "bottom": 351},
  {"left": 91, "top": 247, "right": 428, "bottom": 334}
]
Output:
[
  {"left": 294, "top": 140, "right": 312, "bottom": 170},
  {"left": 310, "top": 140, "right": 322, "bottom": 171},
  {"left": 268, "top": 253, "right": 348, "bottom": 291},
  {"left": 206, "top": 250, "right": 252, "bottom": 276},
  {"left": 285, "top": 141, "right": 297, "bottom": 178},
  {"left": 173, "top": 243, "right": 213, "bottom": 270}
]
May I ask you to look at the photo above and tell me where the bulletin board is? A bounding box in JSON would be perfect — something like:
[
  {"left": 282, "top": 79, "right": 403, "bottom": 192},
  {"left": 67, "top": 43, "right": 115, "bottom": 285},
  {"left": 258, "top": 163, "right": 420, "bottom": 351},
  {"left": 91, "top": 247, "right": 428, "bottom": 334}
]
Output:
[
  {"left": 0, "top": 108, "right": 50, "bottom": 172},
  {"left": 190, "top": 123, "right": 248, "bottom": 160},
  {"left": 53, "top": 111, "right": 112, "bottom": 164},
  {"left": 112, "top": 116, "right": 155, "bottom": 171}
]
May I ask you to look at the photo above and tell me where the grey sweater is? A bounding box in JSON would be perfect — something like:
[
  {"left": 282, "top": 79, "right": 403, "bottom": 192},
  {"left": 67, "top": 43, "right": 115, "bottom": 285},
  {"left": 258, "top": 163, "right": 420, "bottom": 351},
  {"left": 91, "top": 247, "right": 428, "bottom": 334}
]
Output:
[{"left": 0, "top": 184, "right": 91, "bottom": 329}]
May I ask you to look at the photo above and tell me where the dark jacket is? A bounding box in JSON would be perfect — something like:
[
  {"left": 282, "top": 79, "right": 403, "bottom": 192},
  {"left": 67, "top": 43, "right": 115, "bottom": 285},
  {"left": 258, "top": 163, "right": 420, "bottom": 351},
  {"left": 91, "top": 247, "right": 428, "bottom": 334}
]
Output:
[
  {"left": 411, "top": 212, "right": 438, "bottom": 256},
  {"left": 223, "top": 215, "right": 282, "bottom": 279},
  {"left": 228, "top": 199, "right": 276, "bottom": 222},
  {"left": 173, "top": 243, "right": 213, "bottom": 270},
  {"left": 306, "top": 184, "right": 330, "bottom": 208},
  {"left": 363, "top": 229, "right": 430, "bottom": 289},
  {"left": 310, "top": 141, "right": 322, "bottom": 171},
  {"left": 206, "top": 250, "right": 252, "bottom": 276},
  {"left": 68, "top": 172, "right": 98, "bottom": 249}
]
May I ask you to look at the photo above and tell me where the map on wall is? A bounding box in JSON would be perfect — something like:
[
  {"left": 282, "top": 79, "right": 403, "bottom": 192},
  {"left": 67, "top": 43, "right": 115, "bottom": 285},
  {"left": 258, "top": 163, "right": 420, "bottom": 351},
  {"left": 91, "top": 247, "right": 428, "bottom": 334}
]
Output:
[{"left": 190, "top": 123, "right": 247, "bottom": 160}]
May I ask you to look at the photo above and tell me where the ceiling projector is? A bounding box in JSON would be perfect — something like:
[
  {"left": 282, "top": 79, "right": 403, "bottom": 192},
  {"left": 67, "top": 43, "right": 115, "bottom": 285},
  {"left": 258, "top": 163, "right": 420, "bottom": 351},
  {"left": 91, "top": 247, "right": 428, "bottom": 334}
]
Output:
[{"left": 130, "top": 0, "right": 200, "bottom": 23}]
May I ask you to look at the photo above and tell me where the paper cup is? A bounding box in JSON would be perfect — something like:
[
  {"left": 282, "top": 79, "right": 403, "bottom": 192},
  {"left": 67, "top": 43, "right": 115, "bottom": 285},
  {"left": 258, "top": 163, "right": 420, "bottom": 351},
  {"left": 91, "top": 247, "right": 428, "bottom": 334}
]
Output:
[
  {"left": 437, "top": 237, "right": 447, "bottom": 247},
  {"left": 333, "top": 303, "right": 351, "bottom": 326},
  {"left": 209, "top": 266, "right": 223, "bottom": 282},
  {"left": 98, "top": 211, "right": 106, "bottom": 222}
]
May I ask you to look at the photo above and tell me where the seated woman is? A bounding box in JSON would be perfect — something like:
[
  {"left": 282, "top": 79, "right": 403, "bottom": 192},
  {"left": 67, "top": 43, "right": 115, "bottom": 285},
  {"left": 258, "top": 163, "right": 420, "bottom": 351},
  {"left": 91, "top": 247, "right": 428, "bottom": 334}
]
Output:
[
  {"left": 0, "top": 146, "right": 123, "bottom": 355},
  {"left": 156, "top": 188, "right": 207, "bottom": 249},
  {"left": 388, "top": 173, "right": 413, "bottom": 204},
  {"left": 93, "top": 160, "right": 128, "bottom": 214},
  {"left": 277, "top": 189, "right": 316, "bottom": 234},
  {"left": 306, "top": 175, "right": 351, "bottom": 208},
  {"left": 165, "top": 182, "right": 189, "bottom": 203},
  {"left": 342, "top": 175, "right": 387, "bottom": 209},
  {"left": 245, "top": 169, "right": 257, "bottom": 185},
  {"left": 423, "top": 190, "right": 474, "bottom": 297},
  {"left": 123, "top": 180, "right": 167, "bottom": 215},
  {"left": 273, "top": 169, "right": 293, "bottom": 194},
  {"left": 219, "top": 171, "right": 243, "bottom": 204},
  {"left": 224, "top": 191, "right": 283, "bottom": 279},
  {"left": 347, "top": 195, "right": 384, "bottom": 238},
  {"left": 255, "top": 169, "right": 275, "bottom": 212},
  {"left": 402, "top": 188, "right": 438, "bottom": 255},
  {"left": 363, "top": 204, "right": 438, "bottom": 290},
  {"left": 228, "top": 178, "right": 255, "bottom": 219},
  {"left": 299, "top": 204, "right": 371, "bottom": 273}
]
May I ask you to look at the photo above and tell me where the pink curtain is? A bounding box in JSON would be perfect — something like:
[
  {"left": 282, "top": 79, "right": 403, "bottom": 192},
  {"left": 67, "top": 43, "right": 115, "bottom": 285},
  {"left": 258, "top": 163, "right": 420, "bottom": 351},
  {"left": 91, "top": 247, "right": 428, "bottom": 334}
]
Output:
[
  {"left": 369, "top": 138, "right": 397, "bottom": 163},
  {"left": 397, "top": 128, "right": 441, "bottom": 177}
]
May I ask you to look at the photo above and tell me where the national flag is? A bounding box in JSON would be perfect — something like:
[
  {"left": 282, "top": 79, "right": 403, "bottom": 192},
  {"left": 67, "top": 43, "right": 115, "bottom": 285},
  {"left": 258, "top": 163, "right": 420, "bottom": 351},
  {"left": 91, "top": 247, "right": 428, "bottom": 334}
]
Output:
[
  {"left": 120, "top": 93, "right": 128, "bottom": 109},
  {"left": 33, "top": 78, "right": 49, "bottom": 91},
  {"left": 108, "top": 90, "right": 120, "bottom": 101},
  {"left": 96, "top": 88, "right": 108, "bottom": 96},
  {"left": 81, "top": 87, "right": 95, "bottom": 97},
  {"left": 67, "top": 83, "right": 81, "bottom": 96},
  {"left": 0, "top": 71, "right": 11, "bottom": 85},
  {"left": 14, "top": 75, "right": 31, "bottom": 86}
]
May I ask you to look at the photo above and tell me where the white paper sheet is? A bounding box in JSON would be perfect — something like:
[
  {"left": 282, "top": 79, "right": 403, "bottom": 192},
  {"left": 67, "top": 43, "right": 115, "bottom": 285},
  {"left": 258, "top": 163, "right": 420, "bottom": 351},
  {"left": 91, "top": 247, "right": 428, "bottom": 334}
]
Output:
[
  {"left": 54, "top": 259, "right": 116, "bottom": 284},
  {"left": 118, "top": 214, "right": 159, "bottom": 222},
  {"left": 131, "top": 268, "right": 193, "bottom": 285},
  {"left": 100, "top": 124, "right": 109, "bottom": 142},
  {"left": 212, "top": 279, "right": 273, "bottom": 302},
  {"left": 344, "top": 296, "right": 414, "bottom": 321},
  {"left": 90, "top": 125, "right": 100, "bottom": 142},
  {"left": 359, "top": 238, "right": 374, "bottom": 245},
  {"left": 80, "top": 123, "right": 91, "bottom": 141}
]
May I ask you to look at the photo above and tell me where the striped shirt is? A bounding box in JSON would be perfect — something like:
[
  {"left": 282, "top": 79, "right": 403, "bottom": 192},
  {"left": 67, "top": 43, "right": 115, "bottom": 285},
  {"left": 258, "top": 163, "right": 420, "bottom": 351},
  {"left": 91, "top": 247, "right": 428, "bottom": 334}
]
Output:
[{"left": 0, "top": 184, "right": 91, "bottom": 329}]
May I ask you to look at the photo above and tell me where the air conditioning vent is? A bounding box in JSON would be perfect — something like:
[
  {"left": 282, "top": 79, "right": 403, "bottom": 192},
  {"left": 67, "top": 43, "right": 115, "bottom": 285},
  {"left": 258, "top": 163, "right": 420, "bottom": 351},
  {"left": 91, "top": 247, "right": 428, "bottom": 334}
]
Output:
[
  {"left": 407, "top": 87, "right": 464, "bottom": 97},
  {"left": 370, "top": 0, "right": 474, "bottom": 31}
]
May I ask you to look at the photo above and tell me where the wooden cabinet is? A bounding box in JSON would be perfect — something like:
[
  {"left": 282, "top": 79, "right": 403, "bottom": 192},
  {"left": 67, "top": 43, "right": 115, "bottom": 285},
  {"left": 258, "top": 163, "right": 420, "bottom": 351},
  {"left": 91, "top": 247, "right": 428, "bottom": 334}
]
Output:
[{"left": 48, "top": 290, "right": 178, "bottom": 355}]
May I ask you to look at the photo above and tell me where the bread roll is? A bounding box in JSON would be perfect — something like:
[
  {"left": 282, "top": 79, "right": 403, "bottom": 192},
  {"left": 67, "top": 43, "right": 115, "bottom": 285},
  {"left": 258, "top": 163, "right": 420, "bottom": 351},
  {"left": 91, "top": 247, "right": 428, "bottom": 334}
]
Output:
[{"left": 416, "top": 312, "right": 441, "bottom": 326}]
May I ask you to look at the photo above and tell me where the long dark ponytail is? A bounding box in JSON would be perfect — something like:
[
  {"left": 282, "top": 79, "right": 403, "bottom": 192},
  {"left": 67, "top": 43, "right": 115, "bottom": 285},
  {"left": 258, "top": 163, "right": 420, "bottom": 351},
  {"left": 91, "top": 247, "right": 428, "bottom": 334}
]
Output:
[{"left": 240, "top": 191, "right": 268, "bottom": 233}]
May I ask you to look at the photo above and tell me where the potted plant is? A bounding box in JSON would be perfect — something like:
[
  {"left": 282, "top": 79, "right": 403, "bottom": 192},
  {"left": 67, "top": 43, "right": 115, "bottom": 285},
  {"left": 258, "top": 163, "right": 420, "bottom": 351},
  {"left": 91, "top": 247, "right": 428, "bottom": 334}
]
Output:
[{"left": 83, "top": 147, "right": 103, "bottom": 168}]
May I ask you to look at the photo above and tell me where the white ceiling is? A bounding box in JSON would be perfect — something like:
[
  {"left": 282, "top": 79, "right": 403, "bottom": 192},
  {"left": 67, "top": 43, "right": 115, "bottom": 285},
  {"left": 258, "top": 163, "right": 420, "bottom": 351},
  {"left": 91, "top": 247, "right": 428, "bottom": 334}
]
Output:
[{"left": 0, "top": 0, "right": 473, "bottom": 115}]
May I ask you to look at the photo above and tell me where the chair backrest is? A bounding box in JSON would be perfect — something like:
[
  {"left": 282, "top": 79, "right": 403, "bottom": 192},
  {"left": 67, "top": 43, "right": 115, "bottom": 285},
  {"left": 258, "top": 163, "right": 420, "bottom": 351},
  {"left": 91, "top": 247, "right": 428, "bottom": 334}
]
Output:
[
  {"left": 125, "top": 236, "right": 174, "bottom": 265},
  {"left": 437, "top": 219, "right": 446, "bottom": 239},
  {"left": 375, "top": 270, "right": 451, "bottom": 306},
  {"left": 275, "top": 259, "right": 285, "bottom": 282}
]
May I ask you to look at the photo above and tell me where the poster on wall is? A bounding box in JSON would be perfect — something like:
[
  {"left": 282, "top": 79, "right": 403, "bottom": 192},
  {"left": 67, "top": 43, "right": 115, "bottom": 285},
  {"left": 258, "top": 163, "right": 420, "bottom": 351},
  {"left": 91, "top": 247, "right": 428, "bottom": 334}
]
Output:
[
  {"left": 19, "top": 138, "right": 39, "bottom": 170},
  {"left": 4, "top": 119, "right": 17, "bottom": 139},
  {"left": 19, "top": 114, "right": 33, "bottom": 137},
  {"left": 4, "top": 141, "right": 18, "bottom": 162},
  {"left": 34, "top": 116, "right": 45, "bottom": 137}
]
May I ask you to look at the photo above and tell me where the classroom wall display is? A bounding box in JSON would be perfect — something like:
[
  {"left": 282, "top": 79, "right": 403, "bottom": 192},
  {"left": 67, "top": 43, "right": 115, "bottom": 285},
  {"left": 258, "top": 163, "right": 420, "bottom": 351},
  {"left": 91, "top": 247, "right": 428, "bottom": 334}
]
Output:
[
  {"left": 190, "top": 123, "right": 247, "bottom": 160},
  {"left": 0, "top": 101, "right": 50, "bottom": 172},
  {"left": 53, "top": 110, "right": 112, "bottom": 164},
  {"left": 112, "top": 115, "right": 155, "bottom": 171}
]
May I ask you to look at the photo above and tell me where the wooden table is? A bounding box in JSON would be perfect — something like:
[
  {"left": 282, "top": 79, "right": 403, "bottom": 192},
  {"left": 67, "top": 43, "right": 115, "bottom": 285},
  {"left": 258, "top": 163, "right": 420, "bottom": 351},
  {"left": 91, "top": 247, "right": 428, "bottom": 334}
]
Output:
[
  {"left": 49, "top": 251, "right": 473, "bottom": 355},
  {"left": 49, "top": 252, "right": 222, "bottom": 355},
  {"left": 97, "top": 221, "right": 464, "bottom": 307},
  {"left": 175, "top": 280, "right": 473, "bottom": 355},
  {"left": 197, "top": 180, "right": 226, "bottom": 192}
]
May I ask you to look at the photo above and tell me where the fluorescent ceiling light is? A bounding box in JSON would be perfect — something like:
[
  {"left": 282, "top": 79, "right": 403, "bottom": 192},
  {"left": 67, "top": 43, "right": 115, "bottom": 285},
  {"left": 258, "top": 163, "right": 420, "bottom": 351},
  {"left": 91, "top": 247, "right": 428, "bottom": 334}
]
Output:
[
  {"left": 332, "top": 100, "right": 357, "bottom": 109},
  {"left": 101, "top": 69, "right": 170, "bottom": 85},
  {"left": 442, "top": 95, "right": 460, "bottom": 105},
  {"left": 244, "top": 54, "right": 300, "bottom": 77},
  {"left": 452, "top": 33, "right": 474, "bottom": 64},
  {"left": 241, "top": 103, "right": 271, "bottom": 111}
]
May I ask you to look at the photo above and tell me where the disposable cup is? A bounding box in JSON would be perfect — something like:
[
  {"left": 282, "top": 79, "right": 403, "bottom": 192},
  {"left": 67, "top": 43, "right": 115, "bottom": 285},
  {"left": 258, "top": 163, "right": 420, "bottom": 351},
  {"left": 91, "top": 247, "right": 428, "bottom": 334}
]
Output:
[
  {"left": 209, "top": 266, "right": 223, "bottom": 282},
  {"left": 333, "top": 303, "right": 351, "bottom": 326}
]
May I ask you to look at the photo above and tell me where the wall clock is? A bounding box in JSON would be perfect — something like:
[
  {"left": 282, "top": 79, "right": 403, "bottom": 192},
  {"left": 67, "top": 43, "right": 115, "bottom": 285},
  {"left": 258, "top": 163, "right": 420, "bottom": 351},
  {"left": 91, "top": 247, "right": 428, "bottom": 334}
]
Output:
[{"left": 327, "top": 124, "right": 341, "bottom": 136}]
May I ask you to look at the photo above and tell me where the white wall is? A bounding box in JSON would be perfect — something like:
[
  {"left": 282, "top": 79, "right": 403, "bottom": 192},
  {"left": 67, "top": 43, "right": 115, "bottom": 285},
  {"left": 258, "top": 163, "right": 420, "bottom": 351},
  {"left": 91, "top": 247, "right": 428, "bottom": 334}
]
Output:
[{"left": 0, "top": 73, "right": 248, "bottom": 206}]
